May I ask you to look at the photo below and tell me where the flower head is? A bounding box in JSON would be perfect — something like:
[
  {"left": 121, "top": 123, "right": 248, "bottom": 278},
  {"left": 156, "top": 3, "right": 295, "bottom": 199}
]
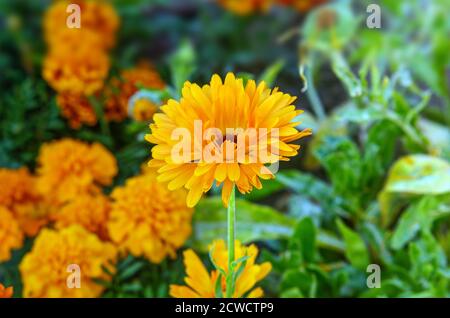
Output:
[
  {"left": 218, "top": 0, "right": 272, "bottom": 15},
  {"left": 53, "top": 194, "right": 111, "bottom": 240},
  {"left": 0, "top": 206, "right": 24, "bottom": 262},
  {"left": 107, "top": 170, "right": 193, "bottom": 263},
  {"left": 277, "top": 0, "right": 328, "bottom": 12},
  {"left": 56, "top": 93, "right": 98, "bottom": 129},
  {"left": 36, "top": 139, "right": 117, "bottom": 205},
  {"left": 130, "top": 98, "right": 159, "bottom": 122},
  {"left": 170, "top": 239, "right": 271, "bottom": 298},
  {"left": 146, "top": 72, "right": 311, "bottom": 207},
  {"left": 0, "top": 284, "right": 13, "bottom": 298},
  {"left": 0, "top": 168, "right": 50, "bottom": 237},
  {"left": 42, "top": 34, "right": 110, "bottom": 96},
  {"left": 44, "top": 0, "right": 119, "bottom": 50},
  {"left": 20, "top": 225, "right": 116, "bottom": 298},
  {"left": 105, "top": 63, "right": 165, "bottom": 122}
]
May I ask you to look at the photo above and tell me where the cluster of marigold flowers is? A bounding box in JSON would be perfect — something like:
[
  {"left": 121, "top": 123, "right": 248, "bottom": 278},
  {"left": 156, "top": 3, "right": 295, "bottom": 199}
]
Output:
[
  {"left": 0, "top": 138, "right": 195, "bottom": 297},
  {"left": 218, "top": 0, "right": 328, "bottom": 15},
  {"left": 42, "top": 0, "right": 165, "bottom": 128}
]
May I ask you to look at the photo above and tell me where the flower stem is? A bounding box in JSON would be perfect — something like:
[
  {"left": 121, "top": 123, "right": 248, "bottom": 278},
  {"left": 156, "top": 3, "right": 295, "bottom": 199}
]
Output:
[{"left": 226, "top": 184, "right": 236, "bottom": 298}]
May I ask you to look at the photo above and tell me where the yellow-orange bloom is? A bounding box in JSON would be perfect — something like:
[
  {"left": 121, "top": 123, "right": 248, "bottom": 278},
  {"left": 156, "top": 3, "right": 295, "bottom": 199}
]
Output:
[
  {"left": 36, "top": 139, "right": 117, "bottom": 205},
  {"left": 277, "top": 0, "right": 328, "bottom": 12},
  {"left": 146, "top": 73, "right": 311, "bottom": 207},
  {"left": 0, "top": 206, "right": 24, "bottom": 262},
  {"left": 218, "top": 0, "right": 272, "bottom": 15},
  {"left": 0, "top": 284, "right": 13, "bottom": 298},
  {"left": 43, "top": 0, "right": 120, "bottom": 50},
  {"left": 56, "top": 93, "right": 98, "bottom": 129},
  {"left": 42, "top": 34, "right": 110, "bottom": 96},
  {"left": 170, "top": 239, "right": 271, "bottom": 298},
  {"left": 20, "top": 225, "right": 117, "bottom": 298},
  {"left": 108, "top": 171, "right": 193, "bottom": 263},
  {"left": 131, "top": 98, "right": 159, "bottom": 122},
  {"left": 105, "top": 63, "right": 165, "bottom": 122},
  {"left": 0, "top": 168, "right": 50, "bottom": 237},
  {"left": 53, "top": 194, "right": 111, "bottom": 240}
]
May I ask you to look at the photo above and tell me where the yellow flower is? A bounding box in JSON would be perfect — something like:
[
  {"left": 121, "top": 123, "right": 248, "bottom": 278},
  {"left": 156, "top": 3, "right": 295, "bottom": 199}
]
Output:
[
  {"left": 146, "top": 72, "right": 312, "bottom": 207},
  {"left": 105, "top": 63, "right": 166, "bottom": 122},
  {"left": 0, "top": 206, "right": 24, "bottom": 262},
  {"left": 53, "top": 194, "right": 111, "bottom": 240},
  {"left": 36, "top": 139, "right": 117, "bottom": 206},
  {"left": 56, "top": 93, "right": 98, "bottom": 129},
  {"left": 43, "top": 0, "right": 120, "bottom": 50},
  {"left": 170, "top": 239, "right": 271, "bottom": 298},
  {"left": 0, "top": 283, "right": 13, "bottom": 298},
  {"left": 42, "top": 34, "right": 110, "bottom": 96},
  {"left": 218, "top": 0, "right": 273, "bottom": 15},
  {"left": 0, "top": 167, "right": 51, "bottom": 237},
  {"left": 107, "top": 170, "right": 193, "bottom": 263},
  {"left": 20, "top": 225, "right": 117, "bottom": 298},
  {"left": 131, "top": 98, "right": 159, "bottom": 122}
]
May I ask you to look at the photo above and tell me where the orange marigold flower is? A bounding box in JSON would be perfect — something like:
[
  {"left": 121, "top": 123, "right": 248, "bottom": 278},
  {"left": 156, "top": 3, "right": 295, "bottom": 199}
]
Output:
[
  {"left": 56, "top": 93, "right": 98, "bottom": 129},
  {"left": 53, "top": 194, "right": 111, "bottom": 240},
  {"left": 36, "top": 139, "right": 117, "bottom": 206},
  {"left": 277, "top": 0, "right": 328, "bottom": 12},
  {"left": 105, "top": 63, "right": 166, "bottom": 122},
  {"left": 43, "top": 0, "right": 120, "bottom": 50},
  {"left": 170, "top": 239, "right": 271, "bottom": 298},
  {"left": 130, "top": 98, "right": 159, "bottom": 122},
  {"left": 0, "top": 167, "right": 37, "bottom": 208},
  {"left": 20, "top": 225, "right": 116, "bottom": 298},
  {"left": 42, "top": 32, "right": 110, "bottom": 96},
  {"left": 218, "top": 0, "right": 272, "bottom": 15},
  {"left": 146, "top": 73, "right": 312, "bottom": 207},
  {"left": 107, "top": 170, "right": 193, "bottom": 264},
  {"left": 0, "top": 206, "right": 24, "bottom": 262},
  {"left": 0, "top": 283, "right": 13, "bottom": 298},
  {"left": 0, "top": 167, "right": 51, "bottom": 237}
]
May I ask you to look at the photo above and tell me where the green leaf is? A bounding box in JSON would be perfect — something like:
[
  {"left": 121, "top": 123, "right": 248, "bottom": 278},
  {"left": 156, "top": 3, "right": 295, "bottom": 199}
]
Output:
[
  {"left": 336, "top": 220, "right": 369, "bottom": 270},
  {"left": 258, "top": 59, "right": 285, "bottom": 87},
  {"left": 168, "top": 40, "right": 196, "bottom": 96},
  {"left": 118, "top": 261, "right": 145, "bottom": 281},
  {"left": 392, "top": 195, "right": 450, "bottom": 250},
  {"left": 191, "top": 197, "right": 294, "bottom": 252},
  {"left": 291, "top": 218, "right": 316, "bottom": 263},
  {"left": 379, "top": 154, "right": 450, "bottom": 225}
]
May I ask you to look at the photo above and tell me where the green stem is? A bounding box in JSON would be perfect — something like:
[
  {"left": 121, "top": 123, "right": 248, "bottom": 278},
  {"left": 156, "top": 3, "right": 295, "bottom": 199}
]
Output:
[
  {"left": 305, "top": 65, "right": 326, "bottom": 121},
  {"left": 226, "top": 185, "right": 236, "bottom": 298}
]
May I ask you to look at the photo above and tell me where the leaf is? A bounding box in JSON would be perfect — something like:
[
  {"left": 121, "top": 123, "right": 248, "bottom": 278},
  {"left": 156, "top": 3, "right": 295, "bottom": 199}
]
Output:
[
  {"left": 191, "top": 197, "right": 294, "bottom": 252},
  {"left": 168, "top": 40, "right": 196, "bottom": 96},
  {"left": 118, "top": 261, "right": 145, "bottom": 281},
  {"left": 290, "top": 217, "right": 316, "bottom": 263},
  {"left": 336, "top": 220, "right": 369, "bottom": 271},
  {"left": 258, "top": 59, "right": 285, "bottom": 87},
  {"left": 379, "top": 154, "right": 450, "bottom": 224}
]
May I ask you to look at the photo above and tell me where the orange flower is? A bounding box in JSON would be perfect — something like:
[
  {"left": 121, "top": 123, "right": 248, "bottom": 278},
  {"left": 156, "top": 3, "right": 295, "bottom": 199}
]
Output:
[
  {"left": 277, "top": 0, "right": 327, "bottom": 12},
  {"left": 36, "top": 139, "right": 117, "bottom": 205},
  {"left": 43, "top": 0, "right": 120, "bottom": 50},
  {"left": 0, "top": 168, "right": 50, "bottom": 237},
  {"left": 56, "top": 93, "right": 98, "bottom": 129},
  {"left": 105, "top": 63, "right": 165, "bottom": 122},
  {"left": 0, "top": 206, "right": 24, "bottom": 262},
  {"left": 218, "top": 0, "right": 272, "bottom": 15},
  {"left": 20, "top": 225, "right": 117, "bottom": 298},
  {"left": 0, "top": 284, "right": 13, "bottom": 298},
  {"left": 42, "top": 34, "right": 110, "bottom": 96},
  {"left": 146, "top": 73, "right": 311, "bottom": 207},
  {"left": 53, "top": 194, "right": 111, "bottom": 240},
  {"left": 108, "top": 170, "right": 193, "bottom": 263},
  {"left": 170, "top": 240, "right": 271, "bottom": 298}
]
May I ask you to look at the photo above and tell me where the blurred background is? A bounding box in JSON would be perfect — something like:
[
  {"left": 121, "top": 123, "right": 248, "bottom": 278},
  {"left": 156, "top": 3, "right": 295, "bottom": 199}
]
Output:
[{"left": 0, "top": 0, "right": 449, "bottom": 298}]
